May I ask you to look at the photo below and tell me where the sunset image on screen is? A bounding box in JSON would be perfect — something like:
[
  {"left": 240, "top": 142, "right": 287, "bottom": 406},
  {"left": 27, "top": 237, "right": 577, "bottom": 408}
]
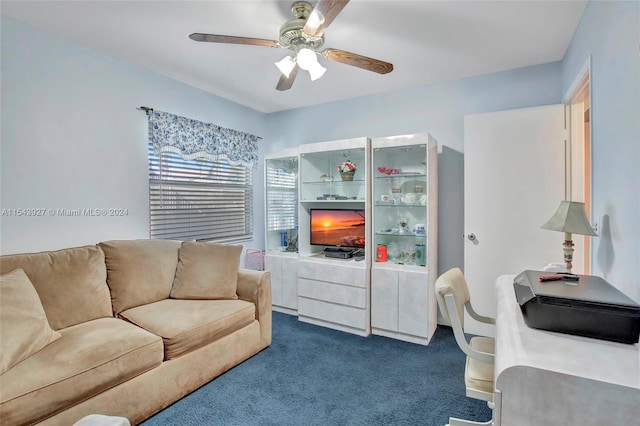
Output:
[{"left": 310, "top": 209, "right": 365, "bottom": 247}]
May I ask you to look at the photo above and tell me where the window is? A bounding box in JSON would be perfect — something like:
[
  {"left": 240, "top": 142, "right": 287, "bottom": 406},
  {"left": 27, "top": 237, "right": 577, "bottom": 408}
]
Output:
[
  {"left": 148, "top": 147, "right": 253, "bottom": 242},
  {"left": 265, "top": 160, "right": 297, "bottom": 232},
  {"left": 144, "top": 108, "right": 259, "bottom": 242}
]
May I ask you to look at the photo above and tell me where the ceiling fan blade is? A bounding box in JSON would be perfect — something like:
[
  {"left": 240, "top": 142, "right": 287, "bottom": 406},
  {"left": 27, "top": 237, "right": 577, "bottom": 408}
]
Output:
[
  {"left": 276, "top": 64, "right": 300, "bottom": 91},
  {"left": 303, "top": 0, "right": 350, "bottom": 37},
  {"left": 189, "top": 33, "right": 278, "bottom": 47},
  {"left": 322, "top": 48, "right": 394, "bottom": 74}
]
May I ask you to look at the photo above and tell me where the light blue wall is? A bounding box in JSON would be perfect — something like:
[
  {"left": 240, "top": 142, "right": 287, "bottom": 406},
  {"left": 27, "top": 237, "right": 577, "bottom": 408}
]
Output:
[
  {"left": 562, "top": 1, "right": 639, "bottom": 301},
  {"left": 0, "top": 17, "right": 268, "bottom": 256},
  {"left": 265, "top": 62, "right": 563, "bottom": 277},
  {"left": 0, "top": 14, "right": 563, "bottom": 277},
  {"left": 4, "top": 2, "right": 636, "bottom": 301},
  {"left": 266, "top": 63, "right": 562, "bottom": 152}
]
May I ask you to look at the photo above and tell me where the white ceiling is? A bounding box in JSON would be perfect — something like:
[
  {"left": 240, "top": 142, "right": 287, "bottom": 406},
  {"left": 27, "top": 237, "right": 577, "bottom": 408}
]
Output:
[{"left": 1, "top": 0, "right": 587, "bottom": 113}]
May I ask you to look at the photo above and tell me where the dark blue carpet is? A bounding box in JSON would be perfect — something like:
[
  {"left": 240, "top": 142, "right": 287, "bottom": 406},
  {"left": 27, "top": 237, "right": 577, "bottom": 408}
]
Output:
[{"left": 141, "top": 312, "right": 491, "bottom": 425}]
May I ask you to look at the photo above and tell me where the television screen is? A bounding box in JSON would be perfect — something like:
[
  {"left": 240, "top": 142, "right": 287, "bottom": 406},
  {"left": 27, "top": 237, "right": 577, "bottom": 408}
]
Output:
[{"left": 310, "top": 209, "right": 366, "bottom": 248}]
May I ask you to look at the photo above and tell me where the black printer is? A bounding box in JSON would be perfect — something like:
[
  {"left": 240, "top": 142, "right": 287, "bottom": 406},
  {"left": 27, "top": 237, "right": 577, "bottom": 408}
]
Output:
[{"left": 513, "top": 270, "right": 640, "bottom": 344}]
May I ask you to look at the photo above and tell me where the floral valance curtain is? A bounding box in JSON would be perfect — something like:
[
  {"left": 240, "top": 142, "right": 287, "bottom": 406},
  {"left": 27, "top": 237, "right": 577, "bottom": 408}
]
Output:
[{"left": 148, "top": 110, "right": 261, "bottom": 168}]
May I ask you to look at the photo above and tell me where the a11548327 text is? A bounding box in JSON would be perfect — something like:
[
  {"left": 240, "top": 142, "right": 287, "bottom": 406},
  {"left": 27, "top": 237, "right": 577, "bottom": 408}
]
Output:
[{"left": 1, "top": 208, "right": 129, "bottom": 217}]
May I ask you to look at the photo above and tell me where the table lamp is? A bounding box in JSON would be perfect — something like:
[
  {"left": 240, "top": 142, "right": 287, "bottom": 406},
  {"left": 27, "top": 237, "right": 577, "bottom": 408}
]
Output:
[{"left": 541, "top": 201, "right": 597, "bottom": 273}]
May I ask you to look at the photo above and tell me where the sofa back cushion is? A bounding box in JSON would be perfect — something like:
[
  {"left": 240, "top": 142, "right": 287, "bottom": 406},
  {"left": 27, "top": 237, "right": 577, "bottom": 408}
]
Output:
[
  {"left": 99, "top": 239, "right": 181, "bottom": 315},
  {"left": 0, "top": 246, "right": 112, "bottom": 330},
  {"left": 170, "top": 242, "right": 242, "bottom": 300}
]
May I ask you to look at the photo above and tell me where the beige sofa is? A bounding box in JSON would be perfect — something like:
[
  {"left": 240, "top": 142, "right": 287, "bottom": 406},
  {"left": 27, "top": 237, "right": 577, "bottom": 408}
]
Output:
[{"left": 0, "top": 240, "right": 271, "bottom": 426}]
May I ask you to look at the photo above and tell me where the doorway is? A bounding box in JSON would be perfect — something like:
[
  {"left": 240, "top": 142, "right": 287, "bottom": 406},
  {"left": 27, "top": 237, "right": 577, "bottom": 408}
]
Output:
[{"left": 565, "top": 65, "right": 592, "bottom": 274}]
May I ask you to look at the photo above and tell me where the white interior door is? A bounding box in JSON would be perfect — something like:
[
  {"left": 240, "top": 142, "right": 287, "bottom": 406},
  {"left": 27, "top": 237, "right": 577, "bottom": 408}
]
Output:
[{"left": 463, "top": 104, "right": 566, "bottom": 337}]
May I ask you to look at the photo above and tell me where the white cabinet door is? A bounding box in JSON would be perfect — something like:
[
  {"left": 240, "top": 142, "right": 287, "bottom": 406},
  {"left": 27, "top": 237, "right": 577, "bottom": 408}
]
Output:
[
  {"left": 281, "top": 256, "right": 298, "bottom": 310},
  {"left": 398, "top": 270, "right": 429, "bottom": 338},
  {"left": 464, "top": 104, "right": 565, "bottom": 337},
  {"left": 371, "top": 268, "right": 398, "bottom": 331},
  {"left": 265, "top": 253, "right": 298, "bottom": 312},
  {"left": 264, "top": 254, "right": 282, "bottom": 307}
]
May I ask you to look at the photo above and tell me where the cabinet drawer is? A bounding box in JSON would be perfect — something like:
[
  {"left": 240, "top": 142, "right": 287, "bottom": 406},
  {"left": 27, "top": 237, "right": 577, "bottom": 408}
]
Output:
[
  {"left": 298, "top": 297, "right": 367, "bottom": 330},
  {"left": 298, "top": 278, "right": 366, "bottom": 308},
  {"left": 298, "top": 259, "right": 366, "bottom": 288}
]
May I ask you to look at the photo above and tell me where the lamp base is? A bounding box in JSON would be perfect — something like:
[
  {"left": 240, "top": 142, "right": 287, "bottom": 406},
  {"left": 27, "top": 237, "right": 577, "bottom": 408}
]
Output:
[{"left": 562, "top": 232, "right": 574, "bottom": 273}]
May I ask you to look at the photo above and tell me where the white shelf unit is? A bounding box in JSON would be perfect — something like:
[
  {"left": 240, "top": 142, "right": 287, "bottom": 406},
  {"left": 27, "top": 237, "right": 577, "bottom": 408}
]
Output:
[
  {"left": 264, "top": 148, "right": 299, "bottom": 314},
  {"left": 297, "top": 137, "right": 372, "bottom": 336},
  {"left": 370, "top": 134, "right": 438, "bottom": 345},
  {"left": 263, "top": 135, "right": 438, "bottom": 343}
]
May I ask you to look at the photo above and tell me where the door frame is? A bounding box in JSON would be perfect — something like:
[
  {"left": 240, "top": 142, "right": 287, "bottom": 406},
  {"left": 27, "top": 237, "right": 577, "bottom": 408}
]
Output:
[{"left": 563, "top": 56, "right": 593, "bottom": 274}]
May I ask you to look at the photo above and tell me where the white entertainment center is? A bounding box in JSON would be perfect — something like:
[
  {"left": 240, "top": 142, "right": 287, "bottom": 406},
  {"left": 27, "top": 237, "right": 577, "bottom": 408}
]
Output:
[{"left": 264, "top": 133, "right": 438, "bottom": 344}]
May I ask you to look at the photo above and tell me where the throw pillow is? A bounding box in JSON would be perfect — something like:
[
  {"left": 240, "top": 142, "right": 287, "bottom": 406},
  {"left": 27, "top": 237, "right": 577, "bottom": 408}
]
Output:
[
  {"left": 99, "top": 239, "right": 181, "bottom": 315},
  {"left": 0, "top": 268, "right": 61, "bottom": 374},
  {"left": 170, "top": 242, "right": 242, "bottom": 300}
]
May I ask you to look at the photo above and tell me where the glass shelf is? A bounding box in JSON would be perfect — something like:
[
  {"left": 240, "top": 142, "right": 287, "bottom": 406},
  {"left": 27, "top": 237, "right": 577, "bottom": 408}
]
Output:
[
  {"left": 374, "top": 173, "right": 426, "bottom": 180},
  {"left": 375, "top": 232, "right": 426, "bottom": 237},
  {"left": 372, "top": 141, "right": 431, "bottom": 268},
  {"left": 265, "top": 154, "right": 299, "bottom": 253},
  {"left": 374, "top": 202, "right": 425, "bottom": 207},
  {"left": 300, "top": 146, "right": 367, "bottom": 204},
  {"left": 302, "top": 179, "right": 366, "bottom": 185},
  {"left": 301, "top": 198, "right": 365, "bottom": 203}
]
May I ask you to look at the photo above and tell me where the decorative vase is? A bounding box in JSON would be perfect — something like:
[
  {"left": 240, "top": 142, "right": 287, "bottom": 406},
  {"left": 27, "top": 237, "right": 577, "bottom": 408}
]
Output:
[
  {"left": 319, "top": 173, "right": 334, "bottom": 182},
  {"left": 340, "top": 171, "right": 355, "bottom": 181}
]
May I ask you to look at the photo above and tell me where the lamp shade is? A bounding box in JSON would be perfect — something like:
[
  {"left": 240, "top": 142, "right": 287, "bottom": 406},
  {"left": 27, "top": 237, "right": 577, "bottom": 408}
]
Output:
[
  {"left": 277, "top": 48, "right": 326, "bottom": 82},
  {"left": 307, "top": 61, "right": 326, "bottom": 81},
  {"left": 541, "top": 201, "right": 597, "bottom": 236},
  {"left": 296, "top": 48, "right": 317, "bottom": 71},
  {"left": 275, "top": 56, "right": 296, "bottom": 78}
]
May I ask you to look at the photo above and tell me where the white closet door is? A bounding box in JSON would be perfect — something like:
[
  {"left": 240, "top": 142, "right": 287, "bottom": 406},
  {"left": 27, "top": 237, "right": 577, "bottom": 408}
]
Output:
[{"left": 463, "top": 104, "right": 565, "bottom": 337}]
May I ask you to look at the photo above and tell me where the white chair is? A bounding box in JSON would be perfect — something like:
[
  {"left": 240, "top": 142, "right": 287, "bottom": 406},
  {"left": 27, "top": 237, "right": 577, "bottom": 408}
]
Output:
[
  {"left": 72, "top": 415, "right": 130, "bottom": 426},
  {"left": 435, "top": 267, "right": 495, "bottom": 426}
]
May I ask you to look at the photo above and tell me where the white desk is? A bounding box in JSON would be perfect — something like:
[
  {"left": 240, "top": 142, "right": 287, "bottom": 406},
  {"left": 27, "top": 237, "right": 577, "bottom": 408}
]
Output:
[{"left": 494, "top": 275, "right": 640, "bottom": 426}]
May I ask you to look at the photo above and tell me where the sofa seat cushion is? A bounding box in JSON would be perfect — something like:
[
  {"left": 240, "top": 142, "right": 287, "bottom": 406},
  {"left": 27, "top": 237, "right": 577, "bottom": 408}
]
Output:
[
  {"left": 0, "top": 318, "right": 163, "bottom": 426},
  {"left": 119, "top": 298, "right": 255, "bottom": 360}
]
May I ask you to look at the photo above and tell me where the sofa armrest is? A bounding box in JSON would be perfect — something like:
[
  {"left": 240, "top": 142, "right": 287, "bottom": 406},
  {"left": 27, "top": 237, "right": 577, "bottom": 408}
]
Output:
[{"left": 236, "top": 269, "right": 271, "bottom": 349}]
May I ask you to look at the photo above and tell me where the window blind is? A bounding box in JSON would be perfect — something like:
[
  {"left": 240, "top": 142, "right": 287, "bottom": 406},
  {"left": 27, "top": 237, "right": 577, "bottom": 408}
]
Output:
[
  {"left": 149, "top": 147, "right": 253, "bottom": 241},
  {"left": 266, "top": 166, "right": 297, "bottom": 231}
]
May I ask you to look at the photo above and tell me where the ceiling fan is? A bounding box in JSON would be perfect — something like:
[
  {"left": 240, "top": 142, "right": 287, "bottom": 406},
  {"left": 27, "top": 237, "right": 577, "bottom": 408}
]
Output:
[{"left": 189, "top": 0, "right": 393, "bottom": 91}]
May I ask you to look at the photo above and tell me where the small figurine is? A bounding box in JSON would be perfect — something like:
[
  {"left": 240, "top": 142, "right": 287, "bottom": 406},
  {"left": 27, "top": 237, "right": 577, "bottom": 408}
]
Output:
[{"left": 285, "top": 235, "right": 298, "bottom": 252}]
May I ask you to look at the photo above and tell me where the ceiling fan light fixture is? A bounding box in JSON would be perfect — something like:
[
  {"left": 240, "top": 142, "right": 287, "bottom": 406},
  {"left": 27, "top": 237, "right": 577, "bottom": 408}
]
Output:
[
  {"left": 308, "top": 61, "right": 326, "bottom": 81},
  {"left": 296, "top": 47, "right": 326, "bottom": 81},
  {"left": 189, "top": 1, "right": 393, "bottom": 91},
  {"left": 296, "top": 48, "right": 318, "bottom": 71},
  {"left": 275, "top": 55, "right": 296, "bottom": 78}
]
